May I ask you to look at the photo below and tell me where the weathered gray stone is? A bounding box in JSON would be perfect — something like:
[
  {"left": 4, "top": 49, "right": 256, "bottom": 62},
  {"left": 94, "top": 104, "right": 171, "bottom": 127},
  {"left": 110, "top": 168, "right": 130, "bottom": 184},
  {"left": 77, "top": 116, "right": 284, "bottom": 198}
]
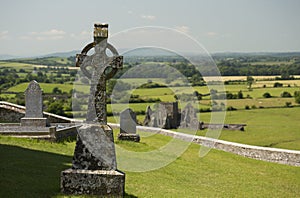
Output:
[
  {"left": 72, "top": 124, "right": 117, "bottom": 170},
  {"left": 21, "top": 80, "right": 47, "bottom": 127},
  {"left": 61, "top": 23, "right": 125, "bottom": 197},
  {"left": 61, "top": 169, "right": 125, "bottom": 196},
  {"left": 118, "top": 108, "right": 140, "bottom": 142},
  {"left": 120, "top": 108, "right": 136, "bottom": 134},
  {"left": 143, "top": 102, "right": 181, "bottom": 129},
  {"left": 24, "top": 80, "right": 43, "bottom": 118},
  {"left": 180, "top": 103, "right": 199, "bottom": 130},
  {"left": 118, "top": 133, "right": 140, "bottom": 142}
]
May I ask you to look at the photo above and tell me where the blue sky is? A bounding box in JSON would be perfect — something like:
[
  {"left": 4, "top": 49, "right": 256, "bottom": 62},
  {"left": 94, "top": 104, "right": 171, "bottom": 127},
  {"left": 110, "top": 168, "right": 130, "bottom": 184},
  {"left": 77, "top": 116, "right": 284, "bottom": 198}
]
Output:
[{"left": 0, "top": 0, "right": 299, "bottom": 56}]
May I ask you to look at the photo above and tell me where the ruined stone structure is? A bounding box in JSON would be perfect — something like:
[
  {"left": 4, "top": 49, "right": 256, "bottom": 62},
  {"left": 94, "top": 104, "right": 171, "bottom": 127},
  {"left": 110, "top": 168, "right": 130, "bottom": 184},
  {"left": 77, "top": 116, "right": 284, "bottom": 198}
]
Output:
[
  {"left": 143, "top": 102, "right": 245, "bottom": 131},
  {"left": 180, "top": 103, "right": 199, "bottom": 130},
  {"left": 143, "top": 102, "right": 181, "bottom": 129},
  {"left": 61, "top": 23, "right": 125, "bottom": 197}
]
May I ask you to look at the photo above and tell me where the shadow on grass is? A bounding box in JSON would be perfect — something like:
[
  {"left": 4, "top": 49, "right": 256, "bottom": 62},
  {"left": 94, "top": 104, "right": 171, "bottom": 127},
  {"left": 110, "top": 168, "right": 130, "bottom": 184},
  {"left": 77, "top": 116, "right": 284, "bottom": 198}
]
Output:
[
  {"left": 0, "top": 144, "right": 71, "bottom": 198},
  {"left": 0, "top": 144, "right": 138, "bottom": 198}
]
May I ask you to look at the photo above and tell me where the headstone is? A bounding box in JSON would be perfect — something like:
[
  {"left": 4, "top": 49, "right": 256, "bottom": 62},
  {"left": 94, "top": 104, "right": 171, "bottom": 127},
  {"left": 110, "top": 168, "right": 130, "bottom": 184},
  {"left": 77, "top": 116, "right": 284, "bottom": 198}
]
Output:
[
  {"left": 180, "top": 103, "right": 199, "bottom": 130},
  {"left": 21, "top": 80, "right": 47, "bottom": 127},
  {"left": 61, "top": 23, "right": 125, "bottom": 197},
  {"left": 118, "top": 108, "right": 140, "bottom": 142}
]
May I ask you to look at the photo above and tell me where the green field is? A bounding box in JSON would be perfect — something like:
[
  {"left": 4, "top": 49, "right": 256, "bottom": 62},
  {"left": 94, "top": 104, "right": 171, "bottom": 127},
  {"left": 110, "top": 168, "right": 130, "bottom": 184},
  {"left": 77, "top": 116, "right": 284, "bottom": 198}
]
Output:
[
  {"left": 6, "top": 82, "right": 88, "bottom": 94},
  {"left": 0, "top": 134, "right": 299, "bottom": 197},
  {"left": 195, "top": 107, "right": 300, "bottom": 150}
]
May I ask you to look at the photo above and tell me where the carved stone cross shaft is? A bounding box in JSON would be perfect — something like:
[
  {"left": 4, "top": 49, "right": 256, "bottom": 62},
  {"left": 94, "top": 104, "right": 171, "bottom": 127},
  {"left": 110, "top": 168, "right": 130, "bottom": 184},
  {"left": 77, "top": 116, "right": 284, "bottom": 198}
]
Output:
[{"left": 76, "top": 23, "right": 123, "bottom": 124}]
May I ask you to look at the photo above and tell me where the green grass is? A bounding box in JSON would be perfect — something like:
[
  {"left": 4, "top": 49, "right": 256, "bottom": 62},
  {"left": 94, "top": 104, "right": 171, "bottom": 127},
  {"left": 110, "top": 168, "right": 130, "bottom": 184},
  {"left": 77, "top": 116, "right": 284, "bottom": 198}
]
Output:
[
  {"left": 249, "top": 60, "right": 294, "bottom": 65},
  {"left": 197, "top": 107, "right": 300, "bottom": 150},
  {"left": 0, "top": 135, "right": 300, "bottom": 197},
  {"left": 7, "top": 82, "right": 88, "bottom": 93}
]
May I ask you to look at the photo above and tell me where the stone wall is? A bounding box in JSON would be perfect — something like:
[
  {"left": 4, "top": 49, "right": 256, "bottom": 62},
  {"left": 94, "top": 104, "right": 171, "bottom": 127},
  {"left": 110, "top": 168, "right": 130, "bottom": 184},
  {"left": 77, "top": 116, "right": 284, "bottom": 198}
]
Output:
[
  {"left": 53, "top": 125, "right": 80, "bottom": 142},
  {"left": 0, "top": 107, "right": 24, "bottom": 123},
  {"left": 109, "top": 123, "right": 300, "bottom": 166},
  {"left": 0, "top": 101, "right": 76, "bottom": 123}
]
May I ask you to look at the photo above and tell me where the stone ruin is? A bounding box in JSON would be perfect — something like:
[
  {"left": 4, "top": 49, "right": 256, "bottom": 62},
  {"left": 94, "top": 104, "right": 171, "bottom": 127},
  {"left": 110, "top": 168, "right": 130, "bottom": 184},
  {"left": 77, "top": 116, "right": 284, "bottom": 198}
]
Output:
[
  {"left": 118, "top": 108, "right": 140, "bottom": 142},
  {"left": 60, "top": 23, "right": 125, "bottom": 197},
  {"left": 143, "top": 102, "right": 245, "bottom": 131},
  {"left": 143, "top": 102, "right": 180, "bottom": 129}
]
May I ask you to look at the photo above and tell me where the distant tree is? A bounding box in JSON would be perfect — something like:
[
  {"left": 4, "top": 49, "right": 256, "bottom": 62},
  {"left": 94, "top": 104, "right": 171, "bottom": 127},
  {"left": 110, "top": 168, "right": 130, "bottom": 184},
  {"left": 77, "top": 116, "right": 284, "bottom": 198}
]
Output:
[
  {"left": 246, "top": 76, "right": 254, "bottom": 90},
  {"left": 52, "top": 87, "right": 62, "bottom": 94},
  {"left": 273, "top": 82, "right": 283, "bottom": 87},
  {"left": 285, "top": 102, "right": 292, "bottom": 107},
  {"left": 237, "top": 90, "right": 243, "bottom": 99},
  {"left": 294, "top": 91, "right": 300, "bottom": 104},
  {"left": 263, "top": 92, "right": 272, "bottom": 98},
  {"left": 281, "top": 91, "right": 292, "bottom": 98},
  {"left": 47, "top": 100, "right": 65, "bottom": 116}
]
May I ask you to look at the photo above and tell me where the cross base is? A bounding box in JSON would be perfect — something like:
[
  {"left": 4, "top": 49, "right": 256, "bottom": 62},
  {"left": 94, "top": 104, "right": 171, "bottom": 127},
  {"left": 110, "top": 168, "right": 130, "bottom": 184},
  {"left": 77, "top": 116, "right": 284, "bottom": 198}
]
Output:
[
  {"left": 61, "top": 168, "right": 125, "bottom": 196},
  {"left": 118, "top": 133, "right": 140, "bottom": 142}
]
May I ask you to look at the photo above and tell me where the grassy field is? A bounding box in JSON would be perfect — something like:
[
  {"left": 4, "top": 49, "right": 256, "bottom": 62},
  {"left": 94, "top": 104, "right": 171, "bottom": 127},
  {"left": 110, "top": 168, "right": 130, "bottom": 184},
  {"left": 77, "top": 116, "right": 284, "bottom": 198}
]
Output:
[
  {"left": 0, "top": 134, "right": 299, "bottom": 197},
  {"left": 6, "top": 82, "right": 88, "bottom": 94},
  {"left": 195, "top": 107, "right": 300, "bottom": 150}
]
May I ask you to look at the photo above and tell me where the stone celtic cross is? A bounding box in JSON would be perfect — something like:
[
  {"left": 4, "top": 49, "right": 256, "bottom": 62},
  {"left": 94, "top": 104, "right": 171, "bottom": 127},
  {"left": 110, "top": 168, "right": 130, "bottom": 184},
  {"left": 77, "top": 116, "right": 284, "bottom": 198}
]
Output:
[{"left": 76, "top": 23, "right": 123, "bottom": 124}]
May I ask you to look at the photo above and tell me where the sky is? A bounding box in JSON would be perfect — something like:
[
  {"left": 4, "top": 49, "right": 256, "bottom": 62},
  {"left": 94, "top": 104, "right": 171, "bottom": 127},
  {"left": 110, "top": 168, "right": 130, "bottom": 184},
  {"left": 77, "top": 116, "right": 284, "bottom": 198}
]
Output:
[{"left": 0, "top": 0, "right": 300, "bottom": 56}]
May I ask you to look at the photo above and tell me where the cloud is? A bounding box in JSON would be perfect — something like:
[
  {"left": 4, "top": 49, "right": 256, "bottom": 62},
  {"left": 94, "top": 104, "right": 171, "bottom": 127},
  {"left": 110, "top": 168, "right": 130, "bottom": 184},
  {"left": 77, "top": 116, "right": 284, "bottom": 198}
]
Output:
[
  {"left": 206, "top": 31, "right": 218, "bottom": 37},
  {"left": 70, "top": 30, "right": 91, "bottom": 40},
  {"left": 175, "top": 26, "right": 190, "bottom": 34},
  {"left": 141, "top": 15, "right": 156, "bottom": 20},
  {"left": 0, "top": 31, "right": 9, "bottom": 40},
  {"left": 20, "top": 29, "right": 66, "bottom": 41}
]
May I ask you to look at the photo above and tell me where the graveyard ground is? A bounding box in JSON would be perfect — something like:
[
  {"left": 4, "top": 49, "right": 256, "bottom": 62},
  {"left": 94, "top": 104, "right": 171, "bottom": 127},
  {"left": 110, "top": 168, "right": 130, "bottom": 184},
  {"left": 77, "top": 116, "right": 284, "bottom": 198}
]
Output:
[{"left": 0, "top": 133, "right": 300, "bottom": 197}]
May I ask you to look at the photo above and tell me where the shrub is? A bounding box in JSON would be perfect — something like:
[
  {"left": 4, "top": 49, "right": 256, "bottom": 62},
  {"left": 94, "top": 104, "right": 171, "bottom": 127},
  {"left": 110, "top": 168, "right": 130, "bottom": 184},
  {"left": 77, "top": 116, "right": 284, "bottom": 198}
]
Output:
[
  {"left": 294, "top": 91, "right": 300, "bottom": 104},
  {"left": 273, "top": 82, "right": 283, "bottom": 87},
  {"left": 285, "top": 102, "right": 292, "bottom": 107},
  {"left": 263, "top": 92, "right": 272, "bottom": 98},
  {"left": 281, "top": 91, "right": 292, "bottom": 98},
  {"left": 227, "top": 106, "right": 237, "bottom": 111},
  {"left": 245, "top": 105, "right": 250, "bottom": 110}
]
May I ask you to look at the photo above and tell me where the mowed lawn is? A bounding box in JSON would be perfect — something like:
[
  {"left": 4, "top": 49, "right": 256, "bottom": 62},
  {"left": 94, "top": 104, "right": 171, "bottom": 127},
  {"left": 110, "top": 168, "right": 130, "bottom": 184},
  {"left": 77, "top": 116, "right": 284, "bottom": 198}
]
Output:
[
  {"left": 0, "top": 135, "right": 299, "bottom": 197},
  {"left": 197, "top": 107, "right": 300, "bottom": 150}
]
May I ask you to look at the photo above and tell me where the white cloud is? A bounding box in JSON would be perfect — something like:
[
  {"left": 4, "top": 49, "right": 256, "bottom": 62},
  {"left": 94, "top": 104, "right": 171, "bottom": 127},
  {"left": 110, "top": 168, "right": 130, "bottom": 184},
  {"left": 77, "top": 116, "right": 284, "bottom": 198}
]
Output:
[
  {"left": 141, "top": 15, "right": 156, "bottom": 20},
  {"left": 175, "top": 26, "right": 190, "bottom": 34},
  {"left": 70, "top": 30, "right": 91, "bottom": 40},
  {"left": 206, "top": 31, "right": 218, "bottom": 37},
  {"left": 20, "top": 29, "right": 66, "bottom": 41},
  {"left": 128, "top": 10, "right": 133, "bottom": 15},
  {"left": 0, "top": 31, "right": 9, "bottom": 40}
]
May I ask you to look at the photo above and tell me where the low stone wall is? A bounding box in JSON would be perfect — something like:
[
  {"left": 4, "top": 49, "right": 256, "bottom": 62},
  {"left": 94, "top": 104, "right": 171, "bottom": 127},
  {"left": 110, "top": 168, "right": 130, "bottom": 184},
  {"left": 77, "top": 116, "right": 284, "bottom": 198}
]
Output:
[
  {"left": 51, "top": 124, "right": 81, "bottom": 142},
  {"left": 109, "top": 123, "right": 300, "bottom": 167},
  {"left": 0, "top": 106, "right": 24, "bottom": 123},
  {"left": 0, "top": 101, "right": 76, "bottom": 123}
]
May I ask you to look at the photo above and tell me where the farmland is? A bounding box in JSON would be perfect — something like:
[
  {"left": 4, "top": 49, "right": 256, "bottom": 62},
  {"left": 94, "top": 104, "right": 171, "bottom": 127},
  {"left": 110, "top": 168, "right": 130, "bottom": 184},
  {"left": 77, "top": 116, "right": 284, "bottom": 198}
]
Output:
[
  {"left": 1, "top": 54, "right": 300, "bottom": 151},
  {"left": 1, "top": 53, "right": 300, "bottom": 197}
]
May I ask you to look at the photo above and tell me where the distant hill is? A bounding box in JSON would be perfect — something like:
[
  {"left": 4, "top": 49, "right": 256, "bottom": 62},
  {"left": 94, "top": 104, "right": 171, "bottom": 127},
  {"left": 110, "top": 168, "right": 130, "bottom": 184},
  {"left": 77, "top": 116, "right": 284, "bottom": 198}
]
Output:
[
  {"left": 0, "top": 54, "right": 20, "bottom": 60},
  {"left": 41, "top": 50, "right": 80, "bottom": 58}
]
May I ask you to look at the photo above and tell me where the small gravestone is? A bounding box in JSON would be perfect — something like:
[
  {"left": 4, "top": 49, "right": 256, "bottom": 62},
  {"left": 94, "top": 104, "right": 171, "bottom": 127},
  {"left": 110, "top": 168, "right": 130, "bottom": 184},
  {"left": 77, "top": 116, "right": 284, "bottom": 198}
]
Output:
[
  {"left": 118, "top": 108, "right": 140, "bottom": 142},
  {"left": 61, "top": 23, "right": 125, "bottom": 197},
  {"left": 21, "top": 80, "right": 47, "bottom": 127}
]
